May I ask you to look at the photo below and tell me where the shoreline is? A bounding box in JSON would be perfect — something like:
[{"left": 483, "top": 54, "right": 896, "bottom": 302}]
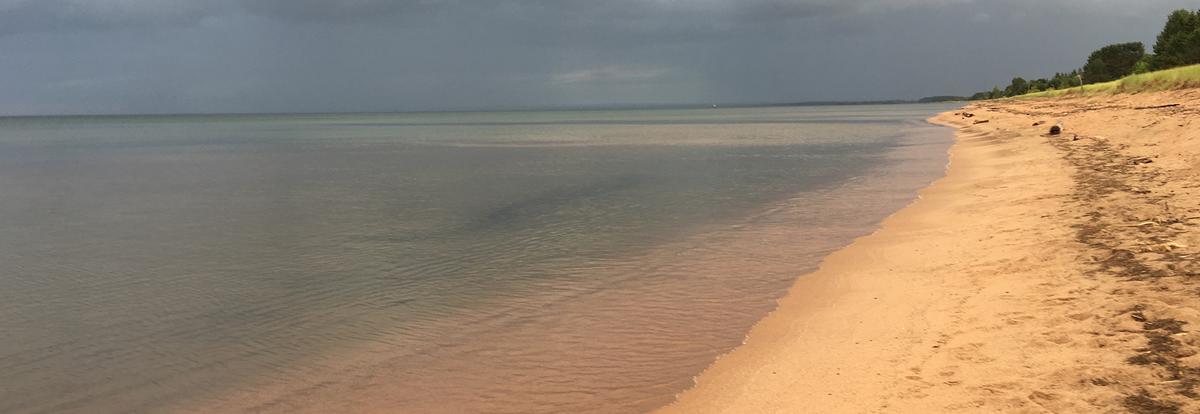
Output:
[
  {"left": 152, "top": 108, "right": 957, "bottom": 414},
  {"left": 656, "top": 90, "right": 1200, "bottom": 412}
]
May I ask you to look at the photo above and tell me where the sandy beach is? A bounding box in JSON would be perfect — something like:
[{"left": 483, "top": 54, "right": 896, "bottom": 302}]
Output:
[{"left": 657, "top": 90, "right": 1200, "bottom": 413}]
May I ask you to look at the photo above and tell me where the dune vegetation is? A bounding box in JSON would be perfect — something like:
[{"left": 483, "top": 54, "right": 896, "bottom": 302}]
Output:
[{"left": 1020, "top": 63, "right": 1200, "bottom": 98}]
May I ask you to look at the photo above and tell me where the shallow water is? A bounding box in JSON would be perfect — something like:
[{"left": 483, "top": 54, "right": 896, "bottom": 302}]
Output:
[{"left": 0, "top": 104, "right": 956, "bottom": 413}]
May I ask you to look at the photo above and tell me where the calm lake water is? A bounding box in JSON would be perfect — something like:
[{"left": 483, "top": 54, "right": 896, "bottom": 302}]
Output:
[{"left": 0, "top": 104, "right": 956, "bottom": 413}]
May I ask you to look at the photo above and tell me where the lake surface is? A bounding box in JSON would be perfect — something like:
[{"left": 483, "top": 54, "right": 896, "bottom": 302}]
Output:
[{"left": 0, "top": 104, "right": 957, "bottom": 413}]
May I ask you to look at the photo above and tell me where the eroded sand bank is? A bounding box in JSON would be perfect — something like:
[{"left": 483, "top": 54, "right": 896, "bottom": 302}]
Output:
[{"left": 658, "top": 90, "right": 1200, "bottom": 413}]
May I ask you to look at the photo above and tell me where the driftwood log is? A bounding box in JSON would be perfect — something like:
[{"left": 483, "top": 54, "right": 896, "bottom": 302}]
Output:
[{"left": 1134, "top": 103, "right": 1181, "bottom": 110}]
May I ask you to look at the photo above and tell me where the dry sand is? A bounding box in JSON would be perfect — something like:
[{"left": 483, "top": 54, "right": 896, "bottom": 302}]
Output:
[{"left": 656, "top": 90, "right": 1200, "bottom": 413}]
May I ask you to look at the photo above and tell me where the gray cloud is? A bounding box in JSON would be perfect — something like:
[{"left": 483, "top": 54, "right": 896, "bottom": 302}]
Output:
[
  {"left": 0, "top": 0, "right": 966, "bottom": 35},
  {"left": 0, "top": 0, "right": 226, "bottom": 35},
  {"left": 551, "top": 65, "right": 669, "bottom": 85},
  {"left": 0, "top": 0, "right": 1196, "bottom": 114},
  {"left": 238, "top": 0, "right": 437, "bottom": 22}
]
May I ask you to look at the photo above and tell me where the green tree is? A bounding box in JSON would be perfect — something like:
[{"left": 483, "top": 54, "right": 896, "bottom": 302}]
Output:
[
  {"left": 1150, "top": 9, "right": 1200, "bottom": 70},
  {"left": 1004, "top": 77, "right": 1029, "bottom": 97},
  {"left": 990, "top": 86, "right": 1003, "bottom": 99},
  {"left": 1081, "top": 42, "right": 1145, "bottom": 84},
  {"left": 1132, "top": 55, "right": 1154, "bottom": 74},
  {"left": 1050, "top": 71, "right": 1082, "bottom": 90}
]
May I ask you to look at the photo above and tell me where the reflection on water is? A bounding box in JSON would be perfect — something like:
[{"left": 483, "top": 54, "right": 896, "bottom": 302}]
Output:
[{"left": 0, "top": 105, "right": 956, "bottom": 413}]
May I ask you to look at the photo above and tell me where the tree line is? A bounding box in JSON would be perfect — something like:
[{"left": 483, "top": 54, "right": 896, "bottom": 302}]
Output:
[{"left": 971, "top": 9, "right": 1200, "bottom": 100}]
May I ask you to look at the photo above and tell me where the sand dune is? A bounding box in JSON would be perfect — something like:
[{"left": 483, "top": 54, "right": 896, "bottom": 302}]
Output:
[{"left": 657, "top": 90, "right": 1200, "bottom": 413}]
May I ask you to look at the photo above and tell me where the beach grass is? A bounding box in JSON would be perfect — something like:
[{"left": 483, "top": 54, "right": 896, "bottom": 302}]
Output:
[{"left": 1020, "top": 64, "right": 1200, "bottom": 98}]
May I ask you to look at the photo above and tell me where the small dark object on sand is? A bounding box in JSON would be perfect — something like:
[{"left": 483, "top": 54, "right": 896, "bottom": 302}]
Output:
[
  {"left": 1130, "top": 157, "right": 1154, "bottom": 165},
  {"left": 973, "top": 119, "right": 989, "bottom": 124},
  {"left": 1033, "top": 121, "right": 1045, "bottom": 126},
  {"left": 1072, "top": 135, "right": 1080, "bottom": 141},
  {"left": 1049, "top": 122, "right": 1063, "bottom": 135},
  {"left": 962, "top": 112, "right": 975, "bottom": 118}
]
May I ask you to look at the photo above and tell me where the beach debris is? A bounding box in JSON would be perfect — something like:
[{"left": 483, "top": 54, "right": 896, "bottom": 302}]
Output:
[
  {"left": 1049, "top": 122, "right": 1063, "bottom": 135},
  {"left": 1072, "top": 134, "right": 1081, "bottom": 141},
  {"left": 1129, "top": 157, "right": 1154, "bottom": 165},
  {"left": 973, "top": 119, "right": 990, "bottom": 124},
  {"left": 1134, "top": 103, "right": 1181, "bottom": 110},
  {"left": 1033, "top": 121, "right": 1046, "bottom": 126},
  {"left": 962, "top": 112, "right": 975, "bottom": 118}
]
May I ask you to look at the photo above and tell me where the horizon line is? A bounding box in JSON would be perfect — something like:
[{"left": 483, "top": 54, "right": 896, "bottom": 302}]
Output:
[{"left": 0, "top": 97, "right": 968, "bottom": 119}]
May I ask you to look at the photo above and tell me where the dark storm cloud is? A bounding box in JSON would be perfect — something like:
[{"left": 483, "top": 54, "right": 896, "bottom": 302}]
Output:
[
  {"left": 0, "top": 0, "right": 899, "bottom": 33},
  {"left": 0, "top": 0, "right": 226, "bottom": 35},
  {"left": 0, "top": 0, "right": 1195, "bottom": 114}
]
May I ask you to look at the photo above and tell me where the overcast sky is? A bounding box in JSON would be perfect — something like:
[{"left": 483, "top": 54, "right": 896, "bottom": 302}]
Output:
[{"left": 0, "top": 0, "right": 1193, "bottom": 115}]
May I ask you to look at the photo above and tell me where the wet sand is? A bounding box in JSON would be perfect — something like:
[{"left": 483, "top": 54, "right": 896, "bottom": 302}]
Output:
[{"left": 658, "top": 90, "right": 1200, "bottom": 413}]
